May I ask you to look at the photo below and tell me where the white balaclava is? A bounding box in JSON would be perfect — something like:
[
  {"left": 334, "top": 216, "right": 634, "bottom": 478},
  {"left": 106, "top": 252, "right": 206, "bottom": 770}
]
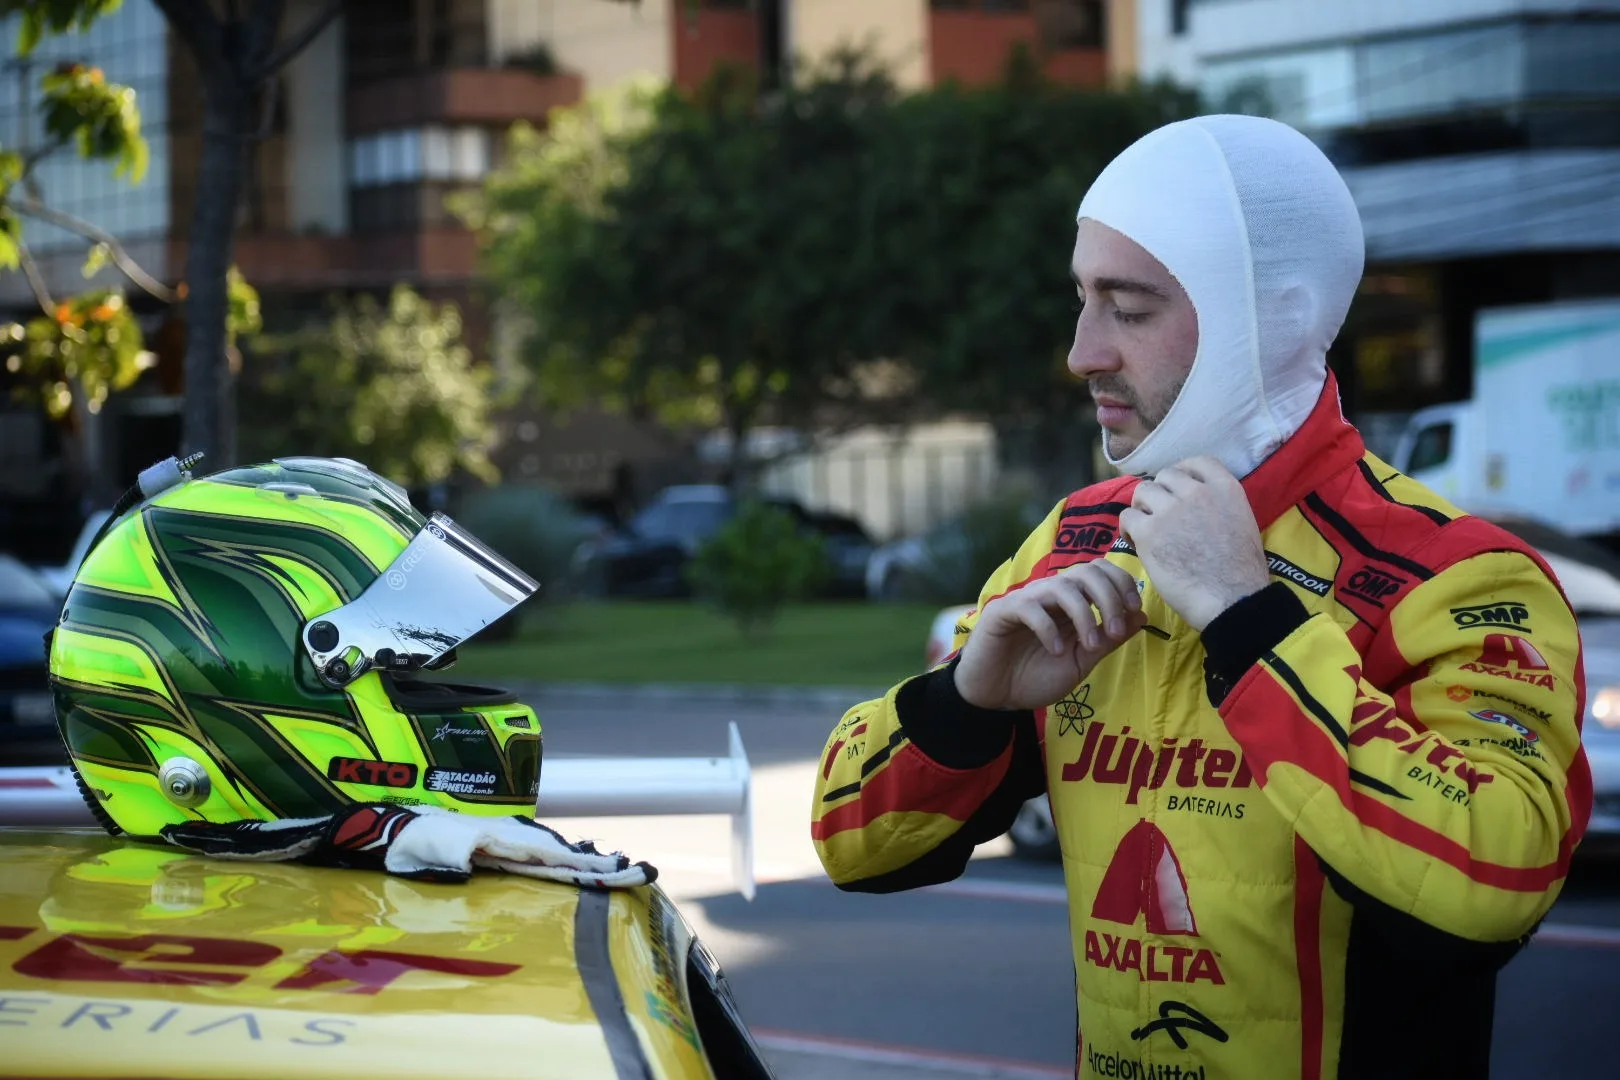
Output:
[{"left": 1076, "top": 115, "right": 1366, "bottom": 479}]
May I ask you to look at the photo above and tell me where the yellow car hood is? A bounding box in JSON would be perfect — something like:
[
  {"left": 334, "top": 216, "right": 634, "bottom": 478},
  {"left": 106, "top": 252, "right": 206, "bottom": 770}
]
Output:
[{"left": 0, "top": 828, "right": 716, "bottom": 1079}]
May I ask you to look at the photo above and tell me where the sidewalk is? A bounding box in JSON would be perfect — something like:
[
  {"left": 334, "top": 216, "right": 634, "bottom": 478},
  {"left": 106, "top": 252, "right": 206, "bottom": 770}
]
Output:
[{"left": 502, "top": 679, "right": 890, "bottom": 710}]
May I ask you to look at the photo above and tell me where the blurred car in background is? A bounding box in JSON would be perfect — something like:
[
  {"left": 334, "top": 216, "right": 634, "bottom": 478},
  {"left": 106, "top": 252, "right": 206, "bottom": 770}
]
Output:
[
  {"left": 0, "top": 553, "right": 63, "bottom": 766},
  {"left": 866, "top": 497, "right": 1046, "bottom": 604},
  {"left": 577, "top": 484, "right": 874, "bottom": 600},
  {"left": 33, "top": 509, "right": 110, "bottom": 600},
  {"left": 921, "top": 517, "right": 1620, "bottom": 862}
]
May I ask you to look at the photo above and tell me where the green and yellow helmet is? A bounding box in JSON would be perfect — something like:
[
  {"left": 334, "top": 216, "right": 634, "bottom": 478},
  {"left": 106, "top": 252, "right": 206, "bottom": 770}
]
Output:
[{"left": 48, "top": 455, "right": 543, "bottom": 838}]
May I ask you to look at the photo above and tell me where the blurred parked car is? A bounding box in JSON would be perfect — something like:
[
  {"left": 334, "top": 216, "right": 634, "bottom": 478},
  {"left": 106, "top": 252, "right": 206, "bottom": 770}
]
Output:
[
  {"left": 578, "top": 485, "right": 874, "bottom": 600},
  {"left": 921, "top": 517, "right": 1620, "bottom": 862},
  {"left": 0, "top": 553, "right": 63, "bottom": 766},
  {"left": 867, "top": 498, "right": 1046, "bottom": 603},
  {"left": 33, "top": 509, "right": 110, "bottom": 600}
]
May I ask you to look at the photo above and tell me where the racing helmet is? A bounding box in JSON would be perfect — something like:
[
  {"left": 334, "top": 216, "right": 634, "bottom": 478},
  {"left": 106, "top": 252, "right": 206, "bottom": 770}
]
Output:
[{"left": 48, "top": 454, "right": 543, "bottom": 838}]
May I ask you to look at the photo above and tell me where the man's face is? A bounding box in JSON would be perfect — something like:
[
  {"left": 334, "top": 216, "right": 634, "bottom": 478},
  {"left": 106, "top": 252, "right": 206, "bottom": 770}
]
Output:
[{"left": 1067, "top": 218, "right": 1200, "bottom": 458}]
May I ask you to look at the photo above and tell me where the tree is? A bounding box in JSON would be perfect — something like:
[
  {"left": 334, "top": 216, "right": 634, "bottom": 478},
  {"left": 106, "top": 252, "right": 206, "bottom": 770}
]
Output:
[
  {"left": 867, "top": 63, "right": 1204, "bottom": 495},
  {"left": 462, "top": 52, "right": 901, "bottom": 490},
  {"left": 466, "top": 44, "right": 1207, "bottom": 501},
  {"left": 1, "top": 0, "right": 345, "bottom": 471},
  {"left": 0, "top": 50, "right": 159, "bottom": 492},
  {"left": 238, "top": 286, "right": 498, "bottom": 488}
]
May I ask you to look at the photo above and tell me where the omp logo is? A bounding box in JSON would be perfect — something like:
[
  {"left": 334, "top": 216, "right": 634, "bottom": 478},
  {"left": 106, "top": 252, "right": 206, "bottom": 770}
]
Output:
[
  {"left": 1266, "top": 552, "right": 1331, "bottom": 596},
  {"left": 1084, "top": 821, "right": 1225, "bottom": 986},
  {"left": 327, "top": 758, "right": 418, "bottom": 788},
  {"left": 1061, "top": 723, "right": 1253, "bottom": 807},
  {"left": 1452, "top": 602, "right": 1531, "bottom": 632},
  {"left": 1055, "top": 522, "right": 1115, "bottom": 555},
  {"left": 1459, "top": 634, "right": 1555, "bottom": 690},
  {"left": 1471, "top": 708, "right": 1538, "bottom": 742},
  {"left": 1344, "top": 567, "right": 1406, "bottom": 606}
]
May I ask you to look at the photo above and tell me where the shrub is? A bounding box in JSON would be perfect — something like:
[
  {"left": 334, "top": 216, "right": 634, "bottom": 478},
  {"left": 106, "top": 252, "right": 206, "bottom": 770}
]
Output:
[
  {"left": 900, "top": 493, "right": 1047, "bottom": 605},
  {"left": 687, "top": 501, "right": 829, "bottom": 639}
]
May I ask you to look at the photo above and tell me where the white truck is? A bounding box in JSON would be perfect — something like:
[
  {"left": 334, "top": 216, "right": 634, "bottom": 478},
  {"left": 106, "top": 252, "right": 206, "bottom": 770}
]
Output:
[{"left": 1392, "top": 298, "right": 1620, "bottom": 539}]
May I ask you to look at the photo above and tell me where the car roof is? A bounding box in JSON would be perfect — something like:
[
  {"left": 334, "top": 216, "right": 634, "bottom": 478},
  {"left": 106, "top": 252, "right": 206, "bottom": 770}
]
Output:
[{"left": 0, "top": 827, "right": 712, "bottom": 1079}]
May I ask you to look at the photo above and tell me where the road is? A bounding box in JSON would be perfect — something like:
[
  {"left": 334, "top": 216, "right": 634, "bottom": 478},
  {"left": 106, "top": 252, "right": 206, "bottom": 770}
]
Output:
[{"left": 522, "top": 686, "right": 1620, "bottom": 1080}]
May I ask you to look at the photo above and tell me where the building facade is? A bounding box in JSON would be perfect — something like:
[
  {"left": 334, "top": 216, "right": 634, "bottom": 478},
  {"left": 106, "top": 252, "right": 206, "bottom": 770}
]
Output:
[
  {"left": 1135, "top": 0, "right": 1620, "bottom": 452},
  {"left": 0, "top": 0, "right": 1130, "bottom": 554}
]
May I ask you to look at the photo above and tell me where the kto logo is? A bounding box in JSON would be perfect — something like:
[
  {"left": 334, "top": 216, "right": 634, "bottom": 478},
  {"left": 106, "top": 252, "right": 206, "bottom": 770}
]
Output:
[
  {"left": 327, "top": 757, "right": 418, "bottom": 787},
  {"left": 1055, "top": 522, "right": 1115, "bottom": 555},
  {"left": 1451, "top": 602, "right": 1531, "bottom": 632},
  {"left": 1084, "top": 821, "right": 1225, "bottom": 986},
  {"left": 1344, "top": 567, "right": 1406, "bottom": 606},
  {"left": 1458, "top": 634, "right": 1555, "bottom": 691}
]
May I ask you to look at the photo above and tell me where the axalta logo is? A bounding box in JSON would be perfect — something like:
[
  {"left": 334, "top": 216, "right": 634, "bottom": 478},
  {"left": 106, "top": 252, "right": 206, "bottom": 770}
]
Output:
[
  {"left": 327, "top": 757, "right": 418, "bottom": 788},
  {"left": 1061, "top": 724, "right": 1253, "bottom": 805},
  {"left": 1085, "top": 821, "right": 1225, "bottom": 986},
  {"left": 1451, "top": 602, "right": 1531, "bottom": 632},
  {"left": 1458, "top": 633, "right": 1555, "bottom": 691},
  {"left": 1056, "top": 522, "right": 1115, "bottom": 555},
  {"left": 1344, "top": 567, "right": 1406, "bottom": 606},
  {"left": 1266, "top": 552, "right": 1331, "bottom": 596}
]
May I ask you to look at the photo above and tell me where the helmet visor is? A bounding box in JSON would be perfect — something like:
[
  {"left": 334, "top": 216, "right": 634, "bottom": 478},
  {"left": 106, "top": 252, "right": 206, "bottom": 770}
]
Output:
[{"left": 301, "top": 512, "right": 537, "bottom": 686}]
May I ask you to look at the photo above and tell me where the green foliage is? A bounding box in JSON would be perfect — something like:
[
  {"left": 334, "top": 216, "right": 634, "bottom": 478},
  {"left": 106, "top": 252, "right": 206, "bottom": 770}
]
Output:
[
  {"left": 1, "top": 0, "right": 122, "bottom": 55},
  {"left": 1, "top": 289, "right": 151, "bottom": 418},
  {"left": 41, "top": 62, "right": 146, "bottom": 180},
  {"left": 687, "top": 501, "right": 831, "bottom": 640},
  {"left": 466, "top": 51, "right": 1207, "bottom": 465},
  {"left": 451, "top": 485, "right": 593, "bottom": 606},
  {"left": 465, "top": 54, "right": 898, "bottom": 442},
  {"left": 894, "top": 493, "right": 1049, "bottom": 605},
  {"left": 225, "top": 265, "right": 261, "bottom": 345},
  {"left": 239, "top": 286, "right": 497, "bottom": 488},
  {"left": 0, "top": 6, "right": 159, "bottom": 431}
]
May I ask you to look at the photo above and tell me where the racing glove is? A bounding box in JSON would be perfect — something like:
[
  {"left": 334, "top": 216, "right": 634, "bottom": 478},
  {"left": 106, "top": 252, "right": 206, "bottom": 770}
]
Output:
[{"left": 160, "top": 803, "right": 657, "bottom": 888}]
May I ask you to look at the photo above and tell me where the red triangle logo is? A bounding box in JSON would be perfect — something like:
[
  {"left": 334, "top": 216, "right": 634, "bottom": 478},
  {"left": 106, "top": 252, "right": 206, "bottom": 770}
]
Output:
[{"left": 1090, "top": 820, "right": 1197, "bottom": 935}]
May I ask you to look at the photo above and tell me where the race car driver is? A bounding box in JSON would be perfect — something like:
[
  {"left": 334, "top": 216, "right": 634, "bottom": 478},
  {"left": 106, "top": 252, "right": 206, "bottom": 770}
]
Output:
[{"left": 810, "top": 115, "right": 1592, "bottom": 1080}]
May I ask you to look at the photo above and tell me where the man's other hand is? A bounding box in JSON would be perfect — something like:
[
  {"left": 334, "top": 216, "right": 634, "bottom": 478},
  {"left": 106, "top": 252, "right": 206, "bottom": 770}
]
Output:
[
  {"left": 1121, "top": 456, "right": 1269, "bottom": 631},
  {"left": 953, "top": 559, "right": 1148, "bottom": 710}
]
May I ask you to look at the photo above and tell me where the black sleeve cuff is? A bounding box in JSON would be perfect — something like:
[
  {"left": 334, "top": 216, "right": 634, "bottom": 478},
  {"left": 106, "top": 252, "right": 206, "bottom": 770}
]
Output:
[
  {"left": 1202, "top": 581, "right": 1311, "bottom": 707},
  {"left": 894, "top": 658, "right": 1032, "bottom": 770}
]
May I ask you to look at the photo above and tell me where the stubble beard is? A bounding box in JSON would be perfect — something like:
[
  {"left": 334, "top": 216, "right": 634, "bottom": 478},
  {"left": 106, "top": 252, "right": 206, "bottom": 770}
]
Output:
[{"left": 1092, "top": 372, "right": 1188, "bottom": 458}]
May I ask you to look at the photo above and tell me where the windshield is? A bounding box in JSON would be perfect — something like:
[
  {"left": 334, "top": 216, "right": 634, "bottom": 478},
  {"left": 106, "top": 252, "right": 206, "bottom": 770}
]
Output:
[
  {"left": 0, "top": 555, "right": 58, "bottom": 608},
  {"left": 1406, "top": 422, "right": 1453, "bottom": 472}
]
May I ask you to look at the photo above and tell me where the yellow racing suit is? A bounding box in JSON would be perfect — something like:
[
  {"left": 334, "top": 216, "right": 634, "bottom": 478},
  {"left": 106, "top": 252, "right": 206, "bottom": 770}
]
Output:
[{"left": 811, "top": 378, "right": 1592, "bottom": 1080}]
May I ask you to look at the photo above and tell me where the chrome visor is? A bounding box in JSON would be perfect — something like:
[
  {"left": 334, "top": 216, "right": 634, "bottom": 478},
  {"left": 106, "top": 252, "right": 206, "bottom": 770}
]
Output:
[{"left": 301, "top": 513, "right": 538, "bottom": 687}]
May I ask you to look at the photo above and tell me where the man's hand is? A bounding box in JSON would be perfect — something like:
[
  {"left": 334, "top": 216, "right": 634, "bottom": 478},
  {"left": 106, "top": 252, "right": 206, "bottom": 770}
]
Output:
[
  {"left": 954, "top": 560, "right": 1148, "bottom": 710},
  {"left": 1120, "top": 456, "right": 1269, "bottom": 632}
]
